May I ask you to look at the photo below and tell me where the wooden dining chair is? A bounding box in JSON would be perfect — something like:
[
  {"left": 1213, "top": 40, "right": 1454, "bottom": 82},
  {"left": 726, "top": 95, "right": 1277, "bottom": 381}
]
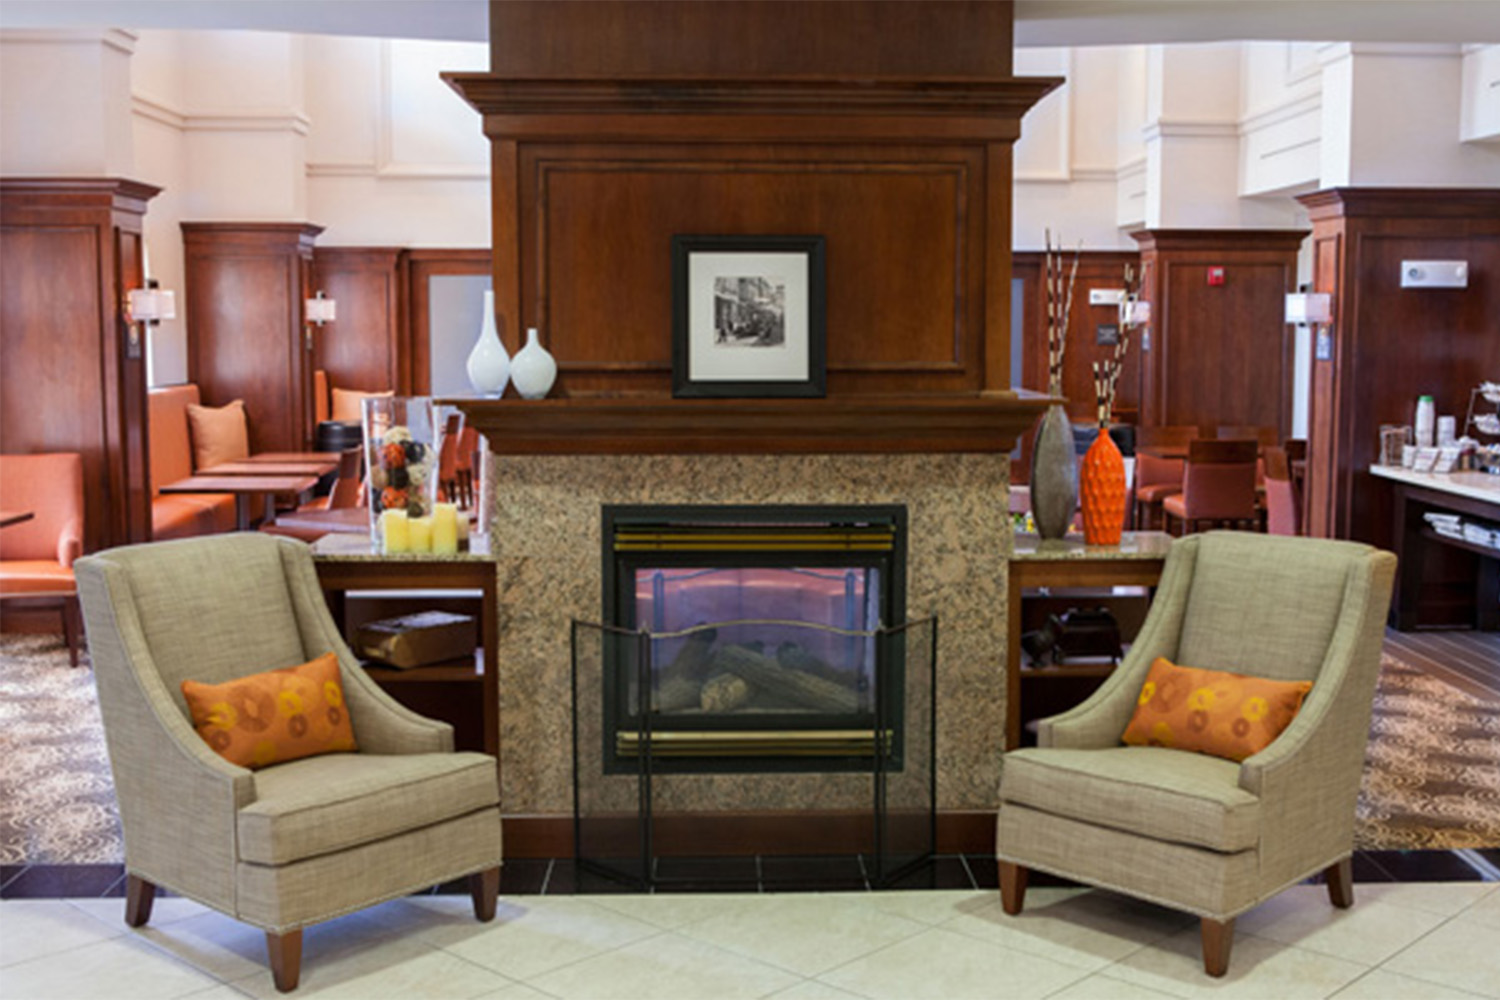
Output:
[
  {"left": 454, "top": 426, "right": 481, "bottom": 509},
  {"left": 438, "top": 413, "right": 463, "bottom": 505},
  {"left": 1161, "top": 439, "right": 1260, "bottom": 536},
  {"left": 1263, "top": 446, "right": 1301, "bottom": 536},
  {"left": 1132, "top": 425, "right": 1199, "bottom": 530}
]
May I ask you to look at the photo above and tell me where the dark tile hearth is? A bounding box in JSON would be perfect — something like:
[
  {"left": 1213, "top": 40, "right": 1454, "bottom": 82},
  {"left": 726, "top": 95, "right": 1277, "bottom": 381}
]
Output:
[{"left": 6, "top": 849, "right": 1494, "bottom": 902}]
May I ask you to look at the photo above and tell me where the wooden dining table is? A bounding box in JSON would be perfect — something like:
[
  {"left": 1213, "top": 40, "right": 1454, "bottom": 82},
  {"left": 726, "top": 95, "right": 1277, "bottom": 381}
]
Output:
[
  {"left": 0, "top": 509, "right": 35, "bottom": 528},
  {"left": 199, "top": 458, "right": 338, "bottom": 477},
  {"left": 240, "top": 451, "right": 344, "bottom": 464},
  {"left": 160, "top": 474, "right": 320, "bottom": 531},
  {"left": 269, "top": 506, "right": 369, "bottom": 537}
]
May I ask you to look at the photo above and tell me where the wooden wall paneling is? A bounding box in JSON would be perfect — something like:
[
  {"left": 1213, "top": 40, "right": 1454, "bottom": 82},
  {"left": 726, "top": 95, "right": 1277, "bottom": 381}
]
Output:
[
  {"left": 1, "top": 179, "right": 158, "bottom": 552},
  {"left": 182, "top": 223, "right": 323, "bottom": 455},
  {"left": 1298, "top": 188, "right": 1500, "bottom": 544},
  {"left": 524, "top": 143, "right": 985, "bottom": 397},
  {"left": 1011, "top": 250, "right": 1141, "bottom": 481},
  {"left": 406, "top": 249, "right": 493, "bottom": 394},
  {"left": 1131, "top": 229, "right": 1306, "bottom": 440},
  {"left": 312, "top": 247, "right": 407, "bottom": 396},
  {"left": 489, "top": 1, "right": 1014, "bottom": 80}
]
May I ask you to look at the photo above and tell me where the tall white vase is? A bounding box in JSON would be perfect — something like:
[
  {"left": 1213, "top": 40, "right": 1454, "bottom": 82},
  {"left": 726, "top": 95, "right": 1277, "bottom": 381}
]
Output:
[
  {"left": 510, "top": 327, "right": 557, "bottom": 400},
  {"left": 466, "top": 291, "right": 510, "bottom": 396}
]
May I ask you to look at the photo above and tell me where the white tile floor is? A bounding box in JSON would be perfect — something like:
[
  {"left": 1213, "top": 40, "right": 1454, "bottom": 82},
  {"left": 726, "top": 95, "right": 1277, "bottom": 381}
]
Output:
[{"left": 2, "top": 883, "right": 1497, "bottom": 1000}]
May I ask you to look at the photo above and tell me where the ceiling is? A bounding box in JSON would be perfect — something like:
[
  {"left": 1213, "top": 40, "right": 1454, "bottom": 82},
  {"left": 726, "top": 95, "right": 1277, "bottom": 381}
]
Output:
[{"left": 1, "top": 0, "right": 1497, "bottom": 47}]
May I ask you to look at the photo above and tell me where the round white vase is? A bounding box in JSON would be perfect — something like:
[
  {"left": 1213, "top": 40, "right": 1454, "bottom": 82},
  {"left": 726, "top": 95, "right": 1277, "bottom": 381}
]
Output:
[
  {"left": 510, "top": 327, "right": 557, "bottom": 400},
  {"left": 466, "top": 290, "right": 510, "bottom": 396}
]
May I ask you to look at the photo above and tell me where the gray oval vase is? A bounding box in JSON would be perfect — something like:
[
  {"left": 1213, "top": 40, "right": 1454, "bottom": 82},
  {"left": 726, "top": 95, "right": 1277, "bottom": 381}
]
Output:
[{"left": 1030, "top": 403, "right": 1079, "bottom": 539}]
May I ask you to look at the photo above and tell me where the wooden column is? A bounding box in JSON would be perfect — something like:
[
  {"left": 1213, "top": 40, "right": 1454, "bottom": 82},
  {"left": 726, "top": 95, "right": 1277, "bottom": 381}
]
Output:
[
  {"left": 311, "top": 246, "right": 409, "bottom": 397},
  {"left": 1, "top": 178, "right": 159, "bottom": 551},
  {"left": 182, "top": 223, "right": 322, "bottom": 454},
  {"left": 1130, "top": 229, "right": 1306, "bottom": 438},
  {"left": 1297, "top": 189, "right": 1500, "bottom": 543}
]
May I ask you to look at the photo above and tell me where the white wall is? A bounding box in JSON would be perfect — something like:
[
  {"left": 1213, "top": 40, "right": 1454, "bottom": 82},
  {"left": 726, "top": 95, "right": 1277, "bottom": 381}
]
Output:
[{"left": 1, "top": 29, "right": 135, "bottom": 176}]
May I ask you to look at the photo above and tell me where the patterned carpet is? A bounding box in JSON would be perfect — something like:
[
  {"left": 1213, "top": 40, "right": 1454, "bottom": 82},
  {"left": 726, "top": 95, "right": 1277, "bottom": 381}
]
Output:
[{"left": 1, "top": 634, "right": 1496, "bottom": 865}]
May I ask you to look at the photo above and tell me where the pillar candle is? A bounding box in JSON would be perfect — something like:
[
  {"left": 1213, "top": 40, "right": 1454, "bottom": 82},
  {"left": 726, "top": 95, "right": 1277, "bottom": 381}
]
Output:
[
  {"left": 379, "top": 509, "right": 409, "bottom": 554},
  {"left": 432, "top": 503, "right": 459, "bottom": 554},
  {"left": 407, "top": 515, "right": 433, "bottom": 553}
]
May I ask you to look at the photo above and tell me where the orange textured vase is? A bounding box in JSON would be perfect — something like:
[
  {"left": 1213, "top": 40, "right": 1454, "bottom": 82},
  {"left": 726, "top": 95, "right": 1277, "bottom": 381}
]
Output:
[{"left": 1081, "top": 427, "right": 1127, "bottom": 546}]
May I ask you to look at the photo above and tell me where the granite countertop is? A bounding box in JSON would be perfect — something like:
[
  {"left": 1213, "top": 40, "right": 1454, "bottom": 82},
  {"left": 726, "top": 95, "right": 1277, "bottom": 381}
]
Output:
[
  {"left": 1012, "top": 530, "right": 1174, "bottom": 562},
  {"left": 1368, "top": 464, "right": 1500, "bottom": 508},
  {"left": 310, "top": 532, "right": 496, "bottom": 562}
]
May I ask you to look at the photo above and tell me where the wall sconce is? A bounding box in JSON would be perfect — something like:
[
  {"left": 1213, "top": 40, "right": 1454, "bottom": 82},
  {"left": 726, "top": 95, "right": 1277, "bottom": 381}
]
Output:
[
  {"left": 124, "top": 278, "right": 176, "bottom": 360},
  {"left": 1286, "top": 290, "right": 1334, "bottom": 361},
  {"left": 305, "top": 290, "right": 337, "bottom": 325}
]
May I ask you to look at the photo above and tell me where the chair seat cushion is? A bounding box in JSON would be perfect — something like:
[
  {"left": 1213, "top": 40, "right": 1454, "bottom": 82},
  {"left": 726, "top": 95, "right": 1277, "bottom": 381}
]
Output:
[
  {"left": 1136, "top": 483, "right": 1183, "bottom": 504},
  {"left": 1000, "top": 745, "right": 1260, "bottom": 852},
  {"left": 1161, "top": 493, "right": 1187, "bottom": 518},
  {"left": 0, "top": 561, "right": 75, "bottom": 594},
  {"left": 238, "top": 751, "right": 500, "bottom": 865}
]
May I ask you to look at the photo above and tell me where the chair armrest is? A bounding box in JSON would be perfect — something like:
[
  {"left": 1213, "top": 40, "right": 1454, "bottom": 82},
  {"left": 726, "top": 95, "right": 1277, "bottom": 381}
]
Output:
[
  {"left": 58, "top": 518, "right": 82, "bottom": 568},
  {"left": 274, "top": 538, "right": 454, "bottom": 755},
  {"left": 1236, "top": 551, "right": 1397, "bottom": 880},
  {"left": 1038, "top": 537, "right": 1199, "bottom": 749},
  {"left": 75, "top": 555, "right": 256, "bottom": 908}
]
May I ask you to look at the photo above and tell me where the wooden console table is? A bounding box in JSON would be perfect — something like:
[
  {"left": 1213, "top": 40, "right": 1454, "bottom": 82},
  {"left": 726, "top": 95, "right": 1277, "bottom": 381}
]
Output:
[
  {"left": 1006, "top": 532, "right": 1171, "bottom": 749},
  {"left": 1372, "top": 465, "right": 1500, "bottom": 631},
  {"left": 311, "top": 535, "right": 500, "bottom": 760}
]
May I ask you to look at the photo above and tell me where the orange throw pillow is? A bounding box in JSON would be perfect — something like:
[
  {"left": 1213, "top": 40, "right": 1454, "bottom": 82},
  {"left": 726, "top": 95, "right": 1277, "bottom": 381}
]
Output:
[
  {"left": 185, "top": 399, "right": 250, "bottom": 470},
  {"left": 331, "top": 387, "right": 393, "bottom": 423},
  {"left": 181, "top": 653, "right": 358, "bottom": 769},
  {"left": 1121, "top": 657, "right": 1312, "bottom": 763}
]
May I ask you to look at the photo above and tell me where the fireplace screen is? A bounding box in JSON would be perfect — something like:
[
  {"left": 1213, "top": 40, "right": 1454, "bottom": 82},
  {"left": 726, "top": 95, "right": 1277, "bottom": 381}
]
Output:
[{"left": 600, "top": 505, "right": 906, "bottom": 774}]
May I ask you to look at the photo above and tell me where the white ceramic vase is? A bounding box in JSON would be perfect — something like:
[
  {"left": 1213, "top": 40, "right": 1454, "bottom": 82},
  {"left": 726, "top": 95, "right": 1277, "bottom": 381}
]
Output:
[
  {"left": 510, "top": 327, "right": 557, "bottom": 400},
  {"left": 466, "top": 290, "right": 510, "bottom": 396}
]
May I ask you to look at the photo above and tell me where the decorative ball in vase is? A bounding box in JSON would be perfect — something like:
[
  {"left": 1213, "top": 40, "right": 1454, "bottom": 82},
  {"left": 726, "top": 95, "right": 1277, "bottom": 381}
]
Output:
[
  {"left": 1080, "top": 426, "right": 1126, "bottom": 546},
  {"left": 466, "top": 290, "right": 510, "bottom": 397},
  {"left": 510, "top": 327, "right": 557, "bottom": 400}
]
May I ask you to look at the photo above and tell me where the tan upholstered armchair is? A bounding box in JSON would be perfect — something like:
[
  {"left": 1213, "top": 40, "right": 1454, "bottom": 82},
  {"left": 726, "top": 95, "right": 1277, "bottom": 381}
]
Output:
[
  {"left": 74, "top": 533, "right": 504, "bottom": 992},
  {"left": 997, "top": 531, "right": 1396, "bottom": 977}
]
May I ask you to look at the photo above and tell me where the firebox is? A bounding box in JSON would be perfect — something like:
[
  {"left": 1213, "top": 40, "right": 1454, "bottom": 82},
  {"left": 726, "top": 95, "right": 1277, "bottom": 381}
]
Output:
[{"left": 600, "top": 504, "right": 907, "bottom": 773}]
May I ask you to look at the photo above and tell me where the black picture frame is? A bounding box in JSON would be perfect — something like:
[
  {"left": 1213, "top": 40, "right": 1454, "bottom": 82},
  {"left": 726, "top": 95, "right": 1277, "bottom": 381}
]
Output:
[{"left": 671, "top": 235, "right": 826, "bottom": 398}]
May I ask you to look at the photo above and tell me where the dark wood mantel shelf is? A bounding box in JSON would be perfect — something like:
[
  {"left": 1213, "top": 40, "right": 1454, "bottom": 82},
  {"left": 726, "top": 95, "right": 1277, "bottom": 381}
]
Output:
[{"left": 442, "top": 393, "right": 1057, "bottom": 456}]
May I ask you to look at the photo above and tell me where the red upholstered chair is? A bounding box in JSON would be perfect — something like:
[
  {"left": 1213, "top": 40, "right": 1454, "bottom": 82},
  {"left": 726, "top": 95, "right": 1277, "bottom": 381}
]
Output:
[
  {"left": 1131, "top": 426, "right": 1199, "bottom": 530},
  {"left": 0, "top": 452, "right": 85, "bottom": 666},
  {"left": 1263, "top": 446, "right": 1301, "bottom": 536},
  {"left": 1162, "top": 439, "right": 1260, "bottom": 536}
]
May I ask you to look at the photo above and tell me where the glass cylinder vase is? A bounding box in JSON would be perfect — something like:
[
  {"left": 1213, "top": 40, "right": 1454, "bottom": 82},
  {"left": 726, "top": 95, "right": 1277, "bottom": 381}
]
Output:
[
  {"left": 1029, "top": 403, "right": 1079, "bottom": 540},
  {"left": 362, "top": 396, "right": 440, "bottom": 553}
]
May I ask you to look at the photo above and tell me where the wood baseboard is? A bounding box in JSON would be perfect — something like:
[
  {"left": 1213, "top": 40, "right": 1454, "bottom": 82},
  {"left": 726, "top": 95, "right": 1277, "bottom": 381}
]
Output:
[{"left": 501, "top": 809, "right": 993, "bottom": 860}]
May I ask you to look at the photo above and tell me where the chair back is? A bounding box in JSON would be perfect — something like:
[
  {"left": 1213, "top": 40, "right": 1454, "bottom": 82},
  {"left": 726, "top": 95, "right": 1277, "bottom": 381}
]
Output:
[
  {"left": 1179, "top": 439, "right": 1258, "bottom": 521},
  {"left": 324, "top": 447, "right": 365, "bottom": 510},
  {"left": 148, "top": 384, "right": 202, "bottom": 493},
  {"left": 1216, "top": 425, "right": 1279, "bottom": 447},
  {"left": 0, "top": 452, "right": 84, "bottom": 564},
  {"left": 1262, "top": 446, "right": 1300, "bottom": 536},
  {"left": 1283, "top": 438, "right": 1308, "bottom": 463},
  {"left": 1174, "top": 532, "right": 1379, "bottom": 683},
  {"left": 75, "top": 534, "right": 317, "bottom": 721}
]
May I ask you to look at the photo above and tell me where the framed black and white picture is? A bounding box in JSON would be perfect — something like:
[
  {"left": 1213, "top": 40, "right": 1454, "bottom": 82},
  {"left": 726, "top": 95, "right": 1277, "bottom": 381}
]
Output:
[{"left": 671, "top": 235, "right": 826, "bottom": 398}]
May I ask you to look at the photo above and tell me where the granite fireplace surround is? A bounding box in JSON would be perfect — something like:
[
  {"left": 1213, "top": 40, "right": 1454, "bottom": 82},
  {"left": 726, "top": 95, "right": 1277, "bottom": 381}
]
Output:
[{"left": 485, "top": 452, "right": 1012, "bottom": 817}]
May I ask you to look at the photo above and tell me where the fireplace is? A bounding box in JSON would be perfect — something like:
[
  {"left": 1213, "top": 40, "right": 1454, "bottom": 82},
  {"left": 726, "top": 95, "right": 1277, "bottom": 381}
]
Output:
[{"left": 599, "top": 504, "right": 907, "bottom": 773}]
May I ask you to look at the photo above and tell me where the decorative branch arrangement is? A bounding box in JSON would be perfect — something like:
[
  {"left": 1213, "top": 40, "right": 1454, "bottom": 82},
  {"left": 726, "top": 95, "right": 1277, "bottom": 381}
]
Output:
[
  {"left": 1090, "top": 262, "right": 1139, "bottom": 427},
  {"left": 1043, "top": 229, "right": 1082, "bottom": 396}
]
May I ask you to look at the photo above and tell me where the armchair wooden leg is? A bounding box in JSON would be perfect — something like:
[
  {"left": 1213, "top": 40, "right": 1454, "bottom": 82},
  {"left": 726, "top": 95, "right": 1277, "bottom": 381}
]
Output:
[
  {"left": 1326, "top": 857, "right": 1354, "bottom": 909},
  {"left": 124, "top": 875, "right": 155, "bottom": 927},
  {"left": 267, "top": 929, "right": 303, "bottom": 993},
  {"left": 470, "top": 866, "right": 500, "bottom": 922},
  {"left": 998, "top": 861, "right": 1028, "bottom": 916},
  {"left": 1201, "top": 917, "right": 1234, "bottom": 977},
  {"left": 62, "top": 595, "right": 81, "bottom": 668}
]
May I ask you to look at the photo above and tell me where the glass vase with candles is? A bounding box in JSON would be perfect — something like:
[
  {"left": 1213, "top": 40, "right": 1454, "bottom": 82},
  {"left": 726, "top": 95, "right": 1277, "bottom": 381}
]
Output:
[{"left": 362, "top": 397, "right": 440, "bottom": 554}]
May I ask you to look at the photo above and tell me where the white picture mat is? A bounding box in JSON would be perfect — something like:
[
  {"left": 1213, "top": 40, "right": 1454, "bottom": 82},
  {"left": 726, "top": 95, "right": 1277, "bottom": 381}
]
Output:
[{"left": 687, "top": 251, "right": 810, "bottom": 383}]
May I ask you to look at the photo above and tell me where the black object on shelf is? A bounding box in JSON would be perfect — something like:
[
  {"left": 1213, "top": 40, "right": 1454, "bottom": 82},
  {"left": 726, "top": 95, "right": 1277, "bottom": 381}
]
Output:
[{"left": 316, "top": 420, "right": 362, "bottom": 452}]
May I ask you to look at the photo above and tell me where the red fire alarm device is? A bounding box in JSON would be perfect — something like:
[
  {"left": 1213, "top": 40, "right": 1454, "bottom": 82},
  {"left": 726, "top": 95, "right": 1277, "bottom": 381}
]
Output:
[{"left": 1207, "top": 266, "right": 1226, "bottom": 286}]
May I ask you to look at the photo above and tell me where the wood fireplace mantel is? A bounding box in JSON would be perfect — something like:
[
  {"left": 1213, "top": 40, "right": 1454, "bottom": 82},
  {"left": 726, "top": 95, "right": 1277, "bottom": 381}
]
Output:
[{"left": 443, "top": 392, "right": 1055, "bottom": 455}]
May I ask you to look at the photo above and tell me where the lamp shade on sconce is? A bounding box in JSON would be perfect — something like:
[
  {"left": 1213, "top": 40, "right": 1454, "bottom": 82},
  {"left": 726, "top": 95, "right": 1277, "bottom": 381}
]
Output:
[
  {"left": 1284, "top": 292, "right": 1331, "bottom": 325},
  {"left": 305, "top": 292, "right": 337, "bottom": 324},
  {"left": 126, "top": 287, "right": 176, "bottom": 324},
  {"left": 1119, "top": 299, "right": 1151, "bottom": 327}
]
